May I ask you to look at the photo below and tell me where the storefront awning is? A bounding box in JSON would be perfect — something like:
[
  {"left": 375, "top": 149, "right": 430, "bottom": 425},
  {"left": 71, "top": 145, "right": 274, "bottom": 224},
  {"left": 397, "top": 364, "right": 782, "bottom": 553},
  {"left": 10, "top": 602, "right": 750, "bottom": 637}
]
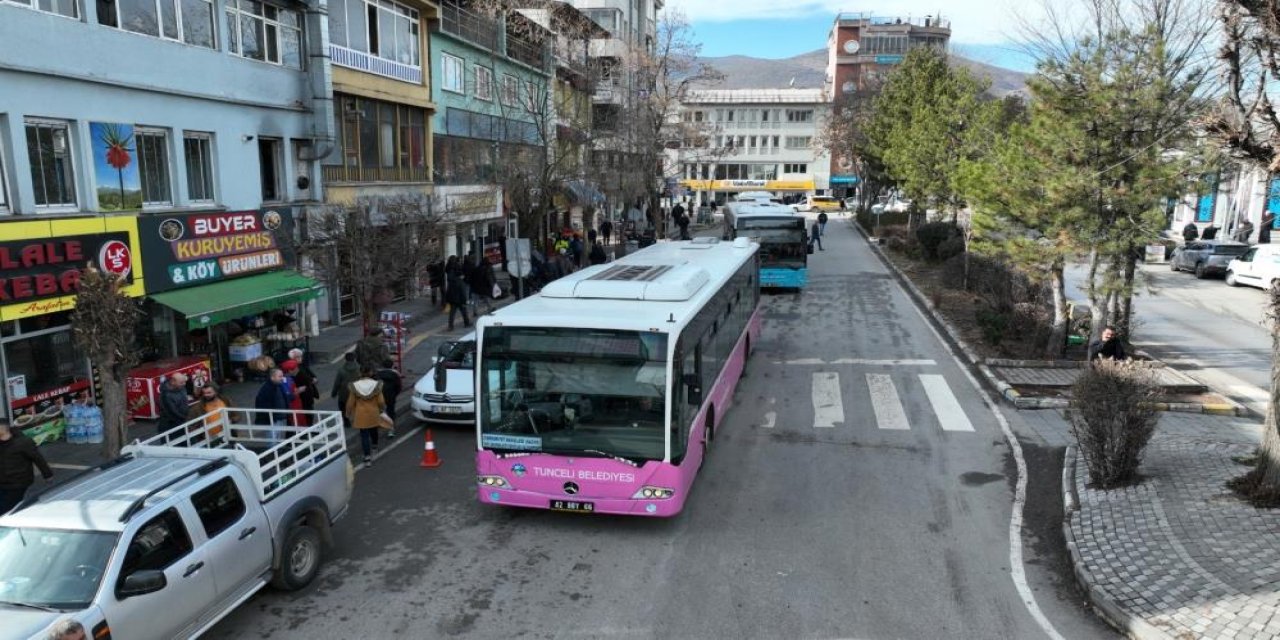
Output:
[{"left": 151, "top": 271, "right": 324, "bottom": 329}]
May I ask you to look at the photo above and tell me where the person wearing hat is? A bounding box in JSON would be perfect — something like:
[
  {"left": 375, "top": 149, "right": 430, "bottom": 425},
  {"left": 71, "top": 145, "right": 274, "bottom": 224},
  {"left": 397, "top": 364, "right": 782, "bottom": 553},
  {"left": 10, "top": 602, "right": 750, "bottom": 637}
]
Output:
[
  {"left": 157, "top": 372, "right": 190, "bottom": 435},
  {"left": 0, "top": 420, "right": 52, "bottom": 514},
  {"left": 280, "top": 359, "right": 307, "bottom": 427},
  {"left": 287, "top": 349, "right": 320, "bottom": 424}
]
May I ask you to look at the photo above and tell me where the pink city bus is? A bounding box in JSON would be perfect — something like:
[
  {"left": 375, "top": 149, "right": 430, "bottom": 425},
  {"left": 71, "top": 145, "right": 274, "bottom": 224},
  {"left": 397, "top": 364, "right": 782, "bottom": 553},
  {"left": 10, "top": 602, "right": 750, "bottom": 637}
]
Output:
[{"left": 474, "top": 237, "right": 762, "bottom": 516}]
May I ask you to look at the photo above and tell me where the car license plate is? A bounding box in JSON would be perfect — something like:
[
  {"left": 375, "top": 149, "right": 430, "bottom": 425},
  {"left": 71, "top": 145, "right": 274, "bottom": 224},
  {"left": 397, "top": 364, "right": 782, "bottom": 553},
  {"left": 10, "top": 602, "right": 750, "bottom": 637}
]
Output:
[
  {"left": 550, "top": 500, "right": 595, "bottom": 513},
  {"left": 436, "top": 406, "right": 462, "bottom": 414}
]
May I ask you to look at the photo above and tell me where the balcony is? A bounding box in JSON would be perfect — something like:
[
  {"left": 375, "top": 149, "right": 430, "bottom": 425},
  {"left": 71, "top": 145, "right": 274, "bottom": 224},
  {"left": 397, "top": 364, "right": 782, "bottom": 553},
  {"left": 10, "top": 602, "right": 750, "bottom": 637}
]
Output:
[
  {"left": 594, "top": 83, "right": 623, "bottom": 105},
  {"left": 322, "top": 165, "right": 431, "bottom": 184},
  {"left": 440, "top": 2, "right": 499, "bottom": 52},
  {"left": 330, "top": 45, "right": 422, "bottom": 84},
  {"left": 507, "top": 35, "right": 548, "bottom": 70}
]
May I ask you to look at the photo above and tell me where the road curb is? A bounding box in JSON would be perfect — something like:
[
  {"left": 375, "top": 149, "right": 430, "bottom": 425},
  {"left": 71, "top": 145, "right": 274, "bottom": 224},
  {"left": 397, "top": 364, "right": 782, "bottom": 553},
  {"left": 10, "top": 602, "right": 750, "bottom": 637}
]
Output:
[
  {"left": 1060, "top": 448, "right": 1176, "bottom": 640},
  {"left": 853, "top": 220, "right": 1255, "bottom": 417}
]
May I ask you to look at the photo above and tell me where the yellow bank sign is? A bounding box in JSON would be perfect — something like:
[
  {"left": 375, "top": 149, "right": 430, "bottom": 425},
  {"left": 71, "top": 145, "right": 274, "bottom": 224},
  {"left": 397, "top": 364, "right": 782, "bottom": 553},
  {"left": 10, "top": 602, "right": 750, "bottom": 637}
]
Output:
[{"left": 680, "top": 179, "right": 815, "bottom": 192}]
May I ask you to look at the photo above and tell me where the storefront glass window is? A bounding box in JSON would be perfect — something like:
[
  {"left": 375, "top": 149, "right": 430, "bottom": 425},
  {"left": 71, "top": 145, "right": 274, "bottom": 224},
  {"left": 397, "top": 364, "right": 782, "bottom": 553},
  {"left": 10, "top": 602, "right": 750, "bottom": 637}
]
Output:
[{"left": 5, "top": 330, "right": 84, "bottom": 408}]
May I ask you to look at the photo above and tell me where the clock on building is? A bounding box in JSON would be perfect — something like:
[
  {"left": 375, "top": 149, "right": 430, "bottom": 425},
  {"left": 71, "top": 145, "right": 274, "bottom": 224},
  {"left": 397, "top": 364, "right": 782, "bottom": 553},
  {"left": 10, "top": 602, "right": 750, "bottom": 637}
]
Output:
[
  {"left": 843, "top": 39, "right": 860, "bottom": 54},
  {"left": 842, "top": 80, "right": 856, "bottom": 93}
]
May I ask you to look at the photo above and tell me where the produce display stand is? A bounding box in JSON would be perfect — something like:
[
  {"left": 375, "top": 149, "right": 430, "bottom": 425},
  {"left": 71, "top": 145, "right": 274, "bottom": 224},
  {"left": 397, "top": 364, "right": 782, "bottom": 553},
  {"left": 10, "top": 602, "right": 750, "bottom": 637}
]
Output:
[{"left": 379, "top": 311, "right": 409, "bottom": 374}]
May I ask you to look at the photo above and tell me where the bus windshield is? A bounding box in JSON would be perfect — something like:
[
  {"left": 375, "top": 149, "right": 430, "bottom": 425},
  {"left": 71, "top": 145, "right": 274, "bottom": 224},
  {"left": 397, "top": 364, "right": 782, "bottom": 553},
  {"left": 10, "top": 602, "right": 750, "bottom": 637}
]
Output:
[
  {"left": 479, "top": 327, "right": 669, "bottom": 462},
  {"left": 738, "top": 218, "right": 806, "bottom": 266}
]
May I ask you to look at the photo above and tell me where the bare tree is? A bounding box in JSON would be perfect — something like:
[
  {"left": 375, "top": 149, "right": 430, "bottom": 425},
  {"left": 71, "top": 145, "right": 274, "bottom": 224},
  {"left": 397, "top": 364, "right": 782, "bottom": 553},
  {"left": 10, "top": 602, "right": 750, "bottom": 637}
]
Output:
[
  {"left": 71, "top": 266, "right": 143, "bottom": 459},
  {"left": 1211, "top": 0, "right": 1280, "bottom": 505},
  {"left": 303, "top": 193, "right": 442, "bottom": 328},
  {"left": 816, "top": 79, "right": 888, "bottom": 214}
]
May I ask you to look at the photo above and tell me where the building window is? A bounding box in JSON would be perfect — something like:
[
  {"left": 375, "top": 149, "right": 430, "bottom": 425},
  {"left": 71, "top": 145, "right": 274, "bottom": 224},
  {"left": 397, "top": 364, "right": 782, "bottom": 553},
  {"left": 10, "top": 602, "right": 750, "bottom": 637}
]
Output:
[
  {"left": 501, "top": 74, "right": 519, "bottom": 106},
  {"left": 225, "top": 0, "right": 303, "bottom": 69},
  {"left": 183, "top": 132, "right": 215, "bottom": 203},
  {"left": 786, "top": 109, "right": 814, "bottom": 123},
  {"left": 135, "top": 128, "right": 172, "bottom": 206},
  {"left": 441, "top": 53, "right": 464, "bottom": 93},
  {"left": 784, "top": 136, "right": 812, "bottom": 149},
  {"left": 324, "top": 95, "right": 427, "bottom": 176},
  {"left": 258, "top": 137, "right": 283, "bottom": 202},
  {"left": 474, "top": 65, "right": 493, "bottom": 101},
  {"left": 783, "top": 163, "right": 808, "bottom": 174},
  {"left": 96, "top": 0, "right": 215, "bottom": 48},
  {"left": 0, "top": 150, "right": 8, "bottom": 213},
  {"left": 329, "top": 0, "right": 419, "bottom": 66},
  {"left": 24, "top": 119, "right": 77, "bottom": 210},
  {"left": 4, "top": 0, "right": 77, "bottom": 18},
  {"left": 525, "top": 80, "right": 540, "bottom": 112}
]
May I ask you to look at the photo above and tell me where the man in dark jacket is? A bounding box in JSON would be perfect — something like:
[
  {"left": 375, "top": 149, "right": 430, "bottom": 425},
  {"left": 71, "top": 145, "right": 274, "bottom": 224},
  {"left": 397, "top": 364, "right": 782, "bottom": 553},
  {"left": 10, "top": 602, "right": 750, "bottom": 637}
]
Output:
[
  {"left": 1087, "top": 326, "right": 1129, "bottom": 363},
  {"left": 1182, "top": 222, "right": 1199, "bottom": 243},
  {"left": 356, "top": 328, "right": 390, "bottom": 371},
  {"left": 0, "top": 421, "right": 53, "bottom": 514},
  {"left": 446, "top": 257, "right": 472, "bottom": 330},
  {"left": 375, "top": 359, "right": 403, "bottom": 438},
  {"left": 253, "top": 368, "right": 293, "bottom": 440},
  {"left": 331, "top": 352, "right": 361, "bottom": 429},
  {"left": 157, "top": 373, "right": 190, "bottom": 435}
]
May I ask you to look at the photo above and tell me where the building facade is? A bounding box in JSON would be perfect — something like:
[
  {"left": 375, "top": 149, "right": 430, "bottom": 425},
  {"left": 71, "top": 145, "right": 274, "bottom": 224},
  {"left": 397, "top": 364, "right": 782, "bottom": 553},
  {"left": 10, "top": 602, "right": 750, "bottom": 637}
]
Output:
[
  {"left": 671, "top": 89, "right": 831, "bottom": 206},
  {"left": 1170, "top": 165, "right": 1280, "bottom": 245},
  {"left": 0, "top": 0, "right": 329, "bottom": 427},
  {"left": 824, "top": 12, "right": 950, "bottom": 197}
]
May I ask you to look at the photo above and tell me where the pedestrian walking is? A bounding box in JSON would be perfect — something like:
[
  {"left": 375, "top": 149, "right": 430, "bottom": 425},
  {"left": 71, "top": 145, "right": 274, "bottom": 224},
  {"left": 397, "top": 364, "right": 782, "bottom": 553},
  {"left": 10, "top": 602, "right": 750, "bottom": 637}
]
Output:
[
  {"left": 818, "top": 211, "right": 829, "bottom": 236},
  {"left": 280, "top": 360, "right": 307, "bottom": 427},
  {"left": 346, "top": 367, "right": 387, "bottom": 465},
  {"left": 356, "top": 328, "right": 389, "bottom": 371},
  {"left": 671, "top": 200, "right": 686, "bottom": 226},
  {"left": 600, "top": 219, "right": 613, "bottom": 246},
  {"left": 331, "top": 352, "right": 360, "bottom": 429},
  {"left": 254, "top": 368, "right": 293, "bottom": 440},
  {"left": 1262, "top": 213, "right": 1275, "bottom": 244},
  {"left": 0, "top": 420, "right": 53, "bottom": 514},
  {"left": 156, "top": 372, "right": 190, "bottom": 435},
  {"left": 1182, "top": 221, "right": 1199, "bottom": 243},
  {"left": 375, "top": 359, "right": 402, "bottom": 438},
  {"left": 678, "top": 212, "right": 691, "bottom": 240},
  {"left": 466, "top": 254, "right": 495, "bottom": 313},
  {"left": 189, "top": 382, "right": 232, "bottom": 440},
  {"left": 1237, "top": 219, "right": 1255, "bottom": 243},
  {"left": 427, "top": 260, "right": 446, "bottom": 306},
  {"left": 590, "top": 240, "right": 608, "bottom": 265},
  {"left": 1087, "top": 326, "right": 1130, "bottom": 363},
  {"left": 810, "top": 221, "right": 824, "bottom": 251},
  {"left": 1202, "top": 224, "right": 1219, "bottom": 240},
  {"left": 288, "top": 348, "right": 320, "bottom": 418},
  {"left": 445, "top": 258, "right": 472, "bottom": 330}
]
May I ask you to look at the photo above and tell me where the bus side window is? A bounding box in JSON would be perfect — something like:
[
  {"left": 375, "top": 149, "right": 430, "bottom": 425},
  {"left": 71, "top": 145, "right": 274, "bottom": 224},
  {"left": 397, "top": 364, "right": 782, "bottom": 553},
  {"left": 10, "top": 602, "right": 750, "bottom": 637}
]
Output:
[{"left": 672, "top": 349, "right": 690, "bottom": 461}]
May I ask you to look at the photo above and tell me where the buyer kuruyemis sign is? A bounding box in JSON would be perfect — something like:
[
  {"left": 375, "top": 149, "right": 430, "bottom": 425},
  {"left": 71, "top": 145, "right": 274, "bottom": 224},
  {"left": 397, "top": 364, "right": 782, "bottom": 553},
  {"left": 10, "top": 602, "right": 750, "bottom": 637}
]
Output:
[{"left": 137, "top": 209, "right": 294, "bottom": 293}]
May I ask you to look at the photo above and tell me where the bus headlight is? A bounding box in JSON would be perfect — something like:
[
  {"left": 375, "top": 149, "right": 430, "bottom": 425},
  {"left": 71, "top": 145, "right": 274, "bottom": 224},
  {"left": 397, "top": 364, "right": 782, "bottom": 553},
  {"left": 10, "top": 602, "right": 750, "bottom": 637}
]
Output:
[
  {"left": 477, "top": 475, "right": 509, "bottom": 488},
  {"left": 632, "top": 486, "right": 675, "bottom": 500}
]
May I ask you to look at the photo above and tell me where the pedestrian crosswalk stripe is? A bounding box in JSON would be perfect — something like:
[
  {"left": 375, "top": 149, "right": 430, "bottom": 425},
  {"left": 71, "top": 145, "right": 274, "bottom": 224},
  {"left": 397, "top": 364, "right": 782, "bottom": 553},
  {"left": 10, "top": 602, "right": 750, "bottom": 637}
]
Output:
[
  {"left": 811, "top": 371, "right": 844, "bottom": 428},
  {"left": 918, "top": 374, "right": 975, "bottom": 432},
  {"left": 865, "top": 373, "right": 910, "bottom": 431},
  {"left": 778, "top": 358, "right": 937, "bottom": 366}
]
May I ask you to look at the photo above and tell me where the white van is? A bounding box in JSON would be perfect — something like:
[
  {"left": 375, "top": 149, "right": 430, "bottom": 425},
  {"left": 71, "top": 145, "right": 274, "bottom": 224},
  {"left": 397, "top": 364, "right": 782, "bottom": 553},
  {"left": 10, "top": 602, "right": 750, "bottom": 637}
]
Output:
[{"left": 1226, "top": 244, "right": 1280, "bottom": 289}]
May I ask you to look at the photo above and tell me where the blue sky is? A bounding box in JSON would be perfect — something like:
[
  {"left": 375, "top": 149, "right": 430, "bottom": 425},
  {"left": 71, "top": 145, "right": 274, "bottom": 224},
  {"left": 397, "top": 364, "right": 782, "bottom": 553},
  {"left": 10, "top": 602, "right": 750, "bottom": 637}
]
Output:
[{"left": 672, "top": 0, "right": 1040, "bottom": 72}]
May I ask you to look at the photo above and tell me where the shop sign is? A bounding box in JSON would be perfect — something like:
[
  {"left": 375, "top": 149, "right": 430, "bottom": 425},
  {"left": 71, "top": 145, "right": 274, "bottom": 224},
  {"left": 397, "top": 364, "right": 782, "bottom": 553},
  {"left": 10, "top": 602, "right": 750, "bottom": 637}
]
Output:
[
  {"left": 139, "top": 209, "right": 293, "bottom": 293},
  {"left": 0, "top": 232, "right": 135, "bottom": 306},
  {"left": 439, "top": 187, "right": 501, "bottom": 224},
  {"left": 11, "top": 379, "right": 91, "bottom": 445}
]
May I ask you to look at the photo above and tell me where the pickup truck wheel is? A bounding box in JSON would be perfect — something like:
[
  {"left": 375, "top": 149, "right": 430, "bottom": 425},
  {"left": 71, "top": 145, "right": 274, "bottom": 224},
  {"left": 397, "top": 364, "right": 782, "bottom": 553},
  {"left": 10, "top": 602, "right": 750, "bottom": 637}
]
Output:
[{"left": 272, "top": 525, "right": 321, "bottom": 591}]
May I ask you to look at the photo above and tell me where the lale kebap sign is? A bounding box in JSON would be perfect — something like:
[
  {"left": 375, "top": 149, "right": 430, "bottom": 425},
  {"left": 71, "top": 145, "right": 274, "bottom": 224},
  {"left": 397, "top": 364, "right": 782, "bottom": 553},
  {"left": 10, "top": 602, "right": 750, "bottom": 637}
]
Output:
[{"left": 139, "top": 209, "right": 293, "bottom": 293}]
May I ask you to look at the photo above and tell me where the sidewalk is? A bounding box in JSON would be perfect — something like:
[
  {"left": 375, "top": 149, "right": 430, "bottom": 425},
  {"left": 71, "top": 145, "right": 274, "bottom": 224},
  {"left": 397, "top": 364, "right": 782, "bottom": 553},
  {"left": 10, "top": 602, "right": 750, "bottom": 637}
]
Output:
[
  {"left": 1024, "top": 409, "right": 1280, "bottom": 639},
  {"left": 42, "top": 292, "right": 504, "bottom": 470}
]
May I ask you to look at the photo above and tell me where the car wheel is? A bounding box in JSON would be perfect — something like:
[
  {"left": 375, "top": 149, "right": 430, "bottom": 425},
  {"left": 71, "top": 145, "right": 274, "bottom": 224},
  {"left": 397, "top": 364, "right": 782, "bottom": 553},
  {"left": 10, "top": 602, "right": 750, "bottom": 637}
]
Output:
[
  {"left": 1226, "top": 271, "right": 1239, "bottom": 287},
  {"left": 1194, "top": 262, "right": 1207, "bottom": 279},
  {"left": 1169, "top": 257, "right": 1179, "bottom": 272},
  {"left": 272, "top": 524, "right": 322, "bottom": 591}
]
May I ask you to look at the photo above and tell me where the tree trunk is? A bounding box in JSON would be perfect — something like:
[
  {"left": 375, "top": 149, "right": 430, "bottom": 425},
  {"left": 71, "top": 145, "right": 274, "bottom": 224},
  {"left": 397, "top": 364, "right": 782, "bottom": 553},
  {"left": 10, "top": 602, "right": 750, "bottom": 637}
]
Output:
[
  {"left": 1044, "top": 259, "right": 1070, "bottom": 359},
  {"left": 1118, "top": 246, "right": 1138, "bottom": 337},
  {"left": 101, "top": 365, "right": 129, "bottom": 460},
  {"left": 1232, "top": 284, "right": 1280, "bottom": 503},
  {"left": 1085, "top": 249, "right": 1109, "bottom": 338}
]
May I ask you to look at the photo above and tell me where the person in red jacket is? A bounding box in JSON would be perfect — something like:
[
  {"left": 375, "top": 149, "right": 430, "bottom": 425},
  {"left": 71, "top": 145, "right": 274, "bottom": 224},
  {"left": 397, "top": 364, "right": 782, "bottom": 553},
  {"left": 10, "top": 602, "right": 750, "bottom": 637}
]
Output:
[{"left": 0, "top": 421, "right": 53, "bottom": 514}]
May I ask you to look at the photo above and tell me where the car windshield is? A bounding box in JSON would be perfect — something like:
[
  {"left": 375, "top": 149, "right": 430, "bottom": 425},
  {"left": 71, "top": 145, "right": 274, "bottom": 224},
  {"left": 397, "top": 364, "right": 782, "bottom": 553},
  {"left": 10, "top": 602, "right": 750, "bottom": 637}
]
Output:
[
  {"left": 0, "top": 527, "right": 118, "bottom": 610},
  {"left": 439, "top": 340, "right": 475, "bottom": 369},
  {"left": 479, "top": 327, "right": 668, "bottom": 462}
]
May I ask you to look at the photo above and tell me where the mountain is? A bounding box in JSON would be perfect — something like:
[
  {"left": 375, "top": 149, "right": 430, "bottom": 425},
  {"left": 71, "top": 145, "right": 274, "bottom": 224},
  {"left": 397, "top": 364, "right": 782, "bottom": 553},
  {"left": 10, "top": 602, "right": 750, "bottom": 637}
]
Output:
[{"left": 698, "top": 48, "right": 1029, "bottom": 97}]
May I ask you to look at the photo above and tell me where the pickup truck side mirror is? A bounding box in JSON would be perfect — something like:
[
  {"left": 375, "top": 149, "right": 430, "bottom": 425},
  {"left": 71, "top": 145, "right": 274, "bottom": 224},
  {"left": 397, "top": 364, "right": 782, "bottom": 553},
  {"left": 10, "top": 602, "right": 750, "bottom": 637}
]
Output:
[{"left": 118, "top": 570, "right": 167, "bottom": 598}]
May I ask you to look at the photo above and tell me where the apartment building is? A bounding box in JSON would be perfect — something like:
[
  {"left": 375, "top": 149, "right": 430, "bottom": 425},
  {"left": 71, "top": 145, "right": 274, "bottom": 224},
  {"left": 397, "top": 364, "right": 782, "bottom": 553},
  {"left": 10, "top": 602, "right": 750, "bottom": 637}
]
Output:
[{"left": 672, "top": 89, "right": 831, "bottom": 206}]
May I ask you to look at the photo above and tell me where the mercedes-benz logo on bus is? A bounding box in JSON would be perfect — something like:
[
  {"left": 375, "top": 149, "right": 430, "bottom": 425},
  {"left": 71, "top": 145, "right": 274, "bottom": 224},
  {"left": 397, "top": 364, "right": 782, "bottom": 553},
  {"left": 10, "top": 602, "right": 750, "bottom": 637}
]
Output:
[{"left": 563, "top": 482, "right": 580, "bottom": 495}]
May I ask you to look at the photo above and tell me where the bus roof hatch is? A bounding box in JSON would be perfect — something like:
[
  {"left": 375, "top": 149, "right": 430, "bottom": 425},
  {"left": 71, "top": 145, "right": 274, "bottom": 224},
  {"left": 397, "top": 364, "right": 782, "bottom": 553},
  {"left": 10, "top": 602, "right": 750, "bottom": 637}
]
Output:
[{"left": 541, "top": 263, "right": 710, "bottom": 301}]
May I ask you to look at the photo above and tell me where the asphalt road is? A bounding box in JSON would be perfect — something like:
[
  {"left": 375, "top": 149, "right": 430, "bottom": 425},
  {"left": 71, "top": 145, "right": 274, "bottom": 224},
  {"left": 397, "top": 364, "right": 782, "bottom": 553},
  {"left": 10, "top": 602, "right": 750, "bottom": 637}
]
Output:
[
  {"left": 1064, "top": 261, "right": 1272, "bottom": 415},
  {"left": 208, "top": 216, "right": 1114, "bottom": 639}
]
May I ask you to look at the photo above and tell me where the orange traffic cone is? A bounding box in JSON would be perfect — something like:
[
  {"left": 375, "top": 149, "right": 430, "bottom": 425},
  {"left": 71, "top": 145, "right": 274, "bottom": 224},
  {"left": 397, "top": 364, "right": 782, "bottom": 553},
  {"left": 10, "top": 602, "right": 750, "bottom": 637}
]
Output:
[{"left": 420, "top": 429, "right": 442, "bottom": 468}]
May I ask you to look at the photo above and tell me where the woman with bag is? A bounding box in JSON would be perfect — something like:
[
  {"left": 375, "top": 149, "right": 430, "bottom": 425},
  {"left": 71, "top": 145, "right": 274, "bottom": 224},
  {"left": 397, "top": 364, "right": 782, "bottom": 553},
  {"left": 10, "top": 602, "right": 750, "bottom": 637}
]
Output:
[{"left": 346, "top": 367, "right": 388, "bottom": 466}]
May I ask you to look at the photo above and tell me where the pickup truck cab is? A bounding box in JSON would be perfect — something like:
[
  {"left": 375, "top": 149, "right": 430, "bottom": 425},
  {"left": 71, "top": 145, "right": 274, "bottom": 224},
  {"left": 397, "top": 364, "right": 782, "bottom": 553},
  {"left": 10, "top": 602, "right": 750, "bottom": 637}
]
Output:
[
  {"left": 413, "top": 333, "right": 476, "bottom": 425},
  {"left": 0, "top": 408, "right": 351, "bottom": 640}
]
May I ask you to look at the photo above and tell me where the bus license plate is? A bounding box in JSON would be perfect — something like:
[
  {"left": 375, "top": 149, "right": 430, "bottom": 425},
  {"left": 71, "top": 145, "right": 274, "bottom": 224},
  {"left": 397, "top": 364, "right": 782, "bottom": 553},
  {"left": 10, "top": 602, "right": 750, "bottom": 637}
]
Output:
[{"left": 550, "top": 500, "right": 595, "bottom": 513}]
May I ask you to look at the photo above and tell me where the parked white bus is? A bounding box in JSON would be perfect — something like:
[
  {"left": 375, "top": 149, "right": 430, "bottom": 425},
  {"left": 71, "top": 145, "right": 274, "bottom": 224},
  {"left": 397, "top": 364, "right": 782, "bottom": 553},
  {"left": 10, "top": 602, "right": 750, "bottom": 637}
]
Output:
[{"left": 474, "top": 237, "right": 762, "bottom": 516}]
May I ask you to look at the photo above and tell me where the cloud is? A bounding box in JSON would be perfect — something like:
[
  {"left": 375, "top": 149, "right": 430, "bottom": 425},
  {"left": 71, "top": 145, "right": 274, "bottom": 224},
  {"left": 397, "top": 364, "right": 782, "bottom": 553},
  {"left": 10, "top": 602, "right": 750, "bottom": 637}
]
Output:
[{"left": 666, "top": 0, "right": 1034, "bottom": 45}]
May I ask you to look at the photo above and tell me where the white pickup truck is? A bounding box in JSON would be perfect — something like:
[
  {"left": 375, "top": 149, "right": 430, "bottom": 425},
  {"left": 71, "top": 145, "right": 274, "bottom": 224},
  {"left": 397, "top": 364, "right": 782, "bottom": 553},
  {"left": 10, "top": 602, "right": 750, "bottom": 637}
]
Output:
[{"left": 0, "top": 408, "right": 352, "bottom": 640}]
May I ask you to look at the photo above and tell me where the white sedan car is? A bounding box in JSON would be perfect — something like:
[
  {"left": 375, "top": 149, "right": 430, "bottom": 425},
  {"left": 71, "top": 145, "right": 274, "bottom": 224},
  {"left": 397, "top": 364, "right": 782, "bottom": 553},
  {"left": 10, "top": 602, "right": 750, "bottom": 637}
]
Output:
[{"left": 412, "top": 332, "right": 476, "bottom": 425}]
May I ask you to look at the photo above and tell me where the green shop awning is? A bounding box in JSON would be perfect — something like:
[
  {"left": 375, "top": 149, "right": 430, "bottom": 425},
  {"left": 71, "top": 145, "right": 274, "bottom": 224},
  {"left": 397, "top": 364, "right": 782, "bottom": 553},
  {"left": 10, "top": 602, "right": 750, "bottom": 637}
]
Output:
[{"left": 152, "top": 271, "right": 324, "bottom": 329}]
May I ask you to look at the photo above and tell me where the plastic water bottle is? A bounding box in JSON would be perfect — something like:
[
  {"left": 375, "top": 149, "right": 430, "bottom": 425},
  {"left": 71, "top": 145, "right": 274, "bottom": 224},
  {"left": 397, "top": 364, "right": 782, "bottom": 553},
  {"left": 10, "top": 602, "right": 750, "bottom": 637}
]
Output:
[
  {"left": 64, "top": 405, "right": 82, "bottom": 444},
  {"left": 82, "top": 405, "right": 104, "bottom": 444}
]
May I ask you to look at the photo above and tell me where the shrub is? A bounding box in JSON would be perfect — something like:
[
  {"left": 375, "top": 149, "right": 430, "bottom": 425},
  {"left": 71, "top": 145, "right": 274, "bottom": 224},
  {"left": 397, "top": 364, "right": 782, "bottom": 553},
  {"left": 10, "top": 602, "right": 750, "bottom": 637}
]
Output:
[
  {"left": 937, "top": 236, "right": 966, "bottom": 261},
  {"left": 1068, "top": 361, "right": 1161, "bottom": 488},
  {"left": 976, "top": 306, "right": 1009, "bottom": 345},
  {"left": 915, "top": 222, "right": 960, "bottom": 261}
]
